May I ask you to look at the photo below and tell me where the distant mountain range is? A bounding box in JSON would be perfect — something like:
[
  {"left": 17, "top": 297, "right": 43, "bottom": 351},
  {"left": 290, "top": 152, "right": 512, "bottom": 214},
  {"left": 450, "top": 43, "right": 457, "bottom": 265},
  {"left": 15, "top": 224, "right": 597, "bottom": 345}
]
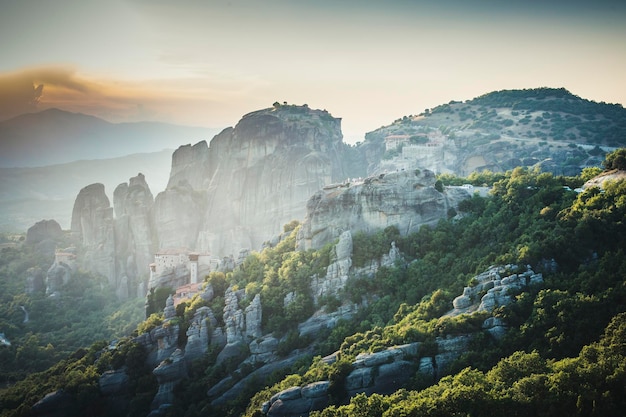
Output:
[
  {"left": 0, "top": 108, "right": 219, "bottom": 167},
  {"left": 0, "top": 150, "right": 175, "bottom": 232}
]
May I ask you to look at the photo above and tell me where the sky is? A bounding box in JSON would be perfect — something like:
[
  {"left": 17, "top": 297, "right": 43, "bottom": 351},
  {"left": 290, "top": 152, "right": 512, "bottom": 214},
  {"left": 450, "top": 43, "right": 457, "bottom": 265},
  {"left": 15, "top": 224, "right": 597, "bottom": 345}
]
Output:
[{"left": 1, "top": 0, "right": 625, "bottom": 144}]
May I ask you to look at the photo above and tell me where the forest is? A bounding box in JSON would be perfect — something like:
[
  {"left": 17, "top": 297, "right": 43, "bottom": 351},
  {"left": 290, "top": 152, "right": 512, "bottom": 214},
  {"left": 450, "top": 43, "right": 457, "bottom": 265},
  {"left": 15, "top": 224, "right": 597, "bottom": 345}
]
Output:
[{"left": 1, "top": 149, "right": 625, "bottom": 417}]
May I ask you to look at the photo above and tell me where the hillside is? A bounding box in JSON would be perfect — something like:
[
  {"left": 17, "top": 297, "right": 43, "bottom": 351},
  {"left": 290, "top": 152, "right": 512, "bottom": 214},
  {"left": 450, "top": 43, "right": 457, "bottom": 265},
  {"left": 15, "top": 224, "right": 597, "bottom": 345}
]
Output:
[
  {"left": 361, "top": 87, "right": 626, "bottom": 176},
  {"left": 1, "top": 150, "right": 625, "bottom": 417}
]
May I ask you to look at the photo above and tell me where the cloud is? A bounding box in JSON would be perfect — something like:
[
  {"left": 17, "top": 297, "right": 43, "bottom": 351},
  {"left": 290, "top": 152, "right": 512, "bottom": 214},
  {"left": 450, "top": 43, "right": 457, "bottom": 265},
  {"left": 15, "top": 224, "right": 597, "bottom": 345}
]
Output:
[
  {"left": 0, "top": 67, "right": 92, "bottom": 121},
  {"left": 0, "top": 72, "right": 43, "bottom": 120},
  {"left": 0, "top": 65, "right": 262, "bottom": 128}
]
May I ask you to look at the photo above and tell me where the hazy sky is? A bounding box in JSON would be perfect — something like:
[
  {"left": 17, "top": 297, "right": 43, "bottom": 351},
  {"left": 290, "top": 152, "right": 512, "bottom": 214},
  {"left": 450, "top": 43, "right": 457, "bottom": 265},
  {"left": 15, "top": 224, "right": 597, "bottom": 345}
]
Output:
[{"left": 1, "top": 0, "right": 625, "bottom": 143}]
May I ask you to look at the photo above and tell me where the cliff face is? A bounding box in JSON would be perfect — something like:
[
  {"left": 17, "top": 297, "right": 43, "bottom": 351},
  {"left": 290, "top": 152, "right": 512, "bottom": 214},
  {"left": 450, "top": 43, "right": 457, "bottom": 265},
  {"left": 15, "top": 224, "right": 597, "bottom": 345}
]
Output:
[
  {"left": 70, "top": 175, "right": 158, "bottom": 299},
  {"left": 71, "top": 183, "right": 116, "bottom": 288},
  {"left": 157, "top": 105, "right": 352, "bottom": 256},
  {"left": 297, "top": 169, "right": 471, "bottom": 250},
  {"left": 113, "top": 174, "right": 157, "bottom": 299}
]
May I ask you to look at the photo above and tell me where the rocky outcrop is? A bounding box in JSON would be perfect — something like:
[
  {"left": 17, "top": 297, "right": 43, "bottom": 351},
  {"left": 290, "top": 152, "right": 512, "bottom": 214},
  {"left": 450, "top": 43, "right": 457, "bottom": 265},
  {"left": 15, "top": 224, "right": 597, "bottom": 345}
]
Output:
[
  {"left": 451, "top": 265, "right": 543, "bottom": 316},
  {"left": 166, "top": 141, "right": 210, "bottom": 190},
  {"left": 152, "top": 349, "right": 187, "bottom": 409},
  {"left": 264, "top": 382, "right": 330, "bottom": 417},
  {"left": 310, "top": 231, "right": 352, "bottom": 303},
  {"left": 260, "top": 336, "right": 472, "bottom": 416},
  {"left": 26, "top": 267, "right": 45, "bottom": 294},
  {"left": 298, "top": 304, "right": 357, "bottom": 338},
  {"left": 26, "top": 219, "right": 63, "bottom": 245},
  {"left": 245, "top": 293, "right": 263, "bottom": 339},
  {"left": 192, "top": 105, "right": 350, "bottom": 257},
  {"left": 297, "top": 169, "right": 471, "bottom": 250},
  {"left": 217, "top": 286, "right": 258, "bottom": 363},
  {"left": 99, "top": 369, "right": 130, "bottom": 414},
  {"left": 45, "top": 261, "right": 72, "bottom": 296},
  {"left": 30, "top": 390, "right": 74, "bottom": 417},
  {"left": 184, "top": 306, "right": 217, "bottom": 361},
  {"left": 113, "top": 173, "right": 157, "bottom": 299},
  {"left": 71, "top": 183, "right": 116, "bottom": 289},
  {"left": 346, "top": 343, "right": 420, "bottom": 397}
]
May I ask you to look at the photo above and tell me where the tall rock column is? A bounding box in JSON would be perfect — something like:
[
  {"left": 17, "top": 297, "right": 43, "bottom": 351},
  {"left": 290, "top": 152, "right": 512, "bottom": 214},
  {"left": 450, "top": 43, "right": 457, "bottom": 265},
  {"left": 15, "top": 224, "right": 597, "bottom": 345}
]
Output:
[
  {"left": 113, "top": 173, "right": 157, "bottom": 298},
  {"left": 71, "top": 183, "right": 116, "bottom": 289}
]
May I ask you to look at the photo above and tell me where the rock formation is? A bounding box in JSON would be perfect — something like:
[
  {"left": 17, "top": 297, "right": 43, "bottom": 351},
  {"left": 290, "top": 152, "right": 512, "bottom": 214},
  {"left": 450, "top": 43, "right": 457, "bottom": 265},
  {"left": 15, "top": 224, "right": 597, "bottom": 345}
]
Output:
[
  {"left": 261, "top": 337, "right": 473, "bottom": 416},
  {"left": 68, "top": 106, "right": 362, "bottom": 298},
  {"left": 166, "top": 140, "right": 210, "bottom": 190},
  {"left": 113, "top": 173, "right": 157, "bottom": 299},
  {"left": 71, "top": 183, "right": 116, "bottom": 288},
  {"left": 26, "top": 219, "right": 63, "bottom": 245},
  {"left": 161, "top": 105, "right": 352, "bottom": 256},
  {"left": 25, "top": 267, "right": 45, "bottom": 294},
  {"left": 152, "top": 349, "right": 187, "bottom": 409},
  {"left": 297, "top": 169, "right": 471, "bottom": 250},
  {"left": 450, "top": 265, "right": 544, "bottom": 316},
  {"left": 184, "top": 306, "right": 217, "bottom": 361},
  {"left": 310, "top": 231, "right": 353, "bottom": 303},
  {"left": 45, "top": 261, "right": 72, "bottom": 296},
  {"left": 245, "top": 293, "right": 263, "bottom": 339},
  {"left": 153, "top": 179, "right": 205, "bottom": 251}
]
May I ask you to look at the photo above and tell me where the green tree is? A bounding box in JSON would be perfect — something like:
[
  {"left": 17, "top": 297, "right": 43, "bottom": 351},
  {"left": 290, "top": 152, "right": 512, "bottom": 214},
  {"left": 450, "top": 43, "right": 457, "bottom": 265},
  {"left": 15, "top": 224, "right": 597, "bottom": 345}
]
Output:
[{"left": 602, "top": 148, "right": 626, "bottom": 171}]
